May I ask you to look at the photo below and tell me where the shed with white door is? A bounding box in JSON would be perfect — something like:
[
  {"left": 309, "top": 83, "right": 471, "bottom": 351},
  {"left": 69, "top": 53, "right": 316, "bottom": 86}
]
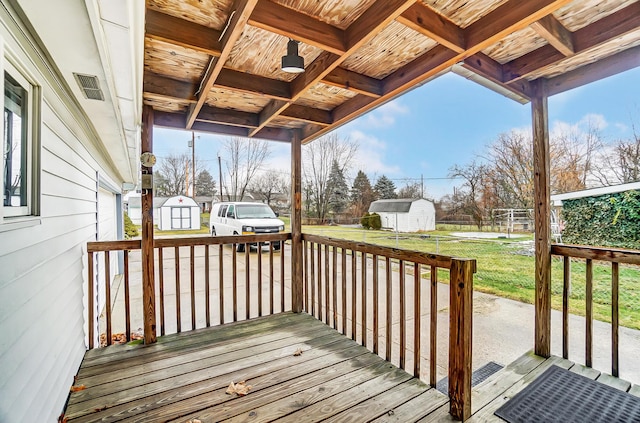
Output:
[
  {"left": 368, "top": 198, "right": 436, "bottom": 232},
  {"left": 158, "top": 195, "right": 200, "bottom": 230}
]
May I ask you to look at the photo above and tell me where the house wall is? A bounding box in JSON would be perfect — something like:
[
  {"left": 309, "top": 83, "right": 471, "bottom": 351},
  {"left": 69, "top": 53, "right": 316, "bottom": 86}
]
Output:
[
  {"left": 0, "top": 3, "right": 124, "bottom": 422},
  {"left": 409, "top": 200, "right": 436, "bottom": 231}
]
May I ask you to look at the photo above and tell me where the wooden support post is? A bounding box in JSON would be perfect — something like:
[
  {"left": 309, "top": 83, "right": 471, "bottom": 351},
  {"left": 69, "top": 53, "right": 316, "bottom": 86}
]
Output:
[
  {"left": 291, "top": 129, "right": 303, "bottom": 313},
  {"left": 449, "top": 258, "right": 474, "bottom": 422},
  {"left": 532, "top": 79, "right": 551, "bottom": 358},
  {"left": 141, "top": 105, "right": 157, "bottom": 344}
]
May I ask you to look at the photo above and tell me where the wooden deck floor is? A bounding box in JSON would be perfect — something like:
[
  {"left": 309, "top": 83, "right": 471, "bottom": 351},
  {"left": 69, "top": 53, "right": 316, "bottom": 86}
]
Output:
[{"left": 64, "top": 312, "right": 449, "bottom": 422}]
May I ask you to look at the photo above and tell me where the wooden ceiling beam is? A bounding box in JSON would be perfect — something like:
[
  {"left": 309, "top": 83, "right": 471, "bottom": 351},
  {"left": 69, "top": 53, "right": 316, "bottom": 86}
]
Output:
[
  {"left": 145, "top": 9, "right": 222, "bottom": 56},
  {"left": 530, "top": 14, "right": 574, "bottom": 56},
  {"left": 248, "top": 1, "right": 346, "bottom": 55},
  {"left": 185, "top": 0, "right": 259, "bottom": 129},
  {"left": 197, "top": 106, "right": 259, "bottom": 128},
  {"left": 461, "top": 53, "right": 532, "bottom": 99},
  {"left": 465, "top": 0, "right": 573, "bottom": 55},
  {"left": 249, "top": 0, "right": 416, "bottom": 137},
  {"left": 281, "top": 105, "right": 333, "bottom": 126},
  {"left": 322, "top": 67, "right": 383, "bottom": 98},
  {"left": 504, "top": 2, "right": 640, "bottom": 82},
  {"left": 397, "top": 3, "right": 465, "bottom": 53},
  {"left": 143, "top": 72, "right": 197, "bottom": 102},
  {"left": 544, "top": 45, "right": 640, "bottom": 97},
  {"left": 216, "top": 69, "right": 291, "bottom": 101}
]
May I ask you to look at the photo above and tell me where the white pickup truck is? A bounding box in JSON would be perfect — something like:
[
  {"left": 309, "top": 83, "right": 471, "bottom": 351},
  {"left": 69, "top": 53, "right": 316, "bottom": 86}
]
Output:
[{"left": 210, "top": 202, "right": 285, "bottom": 252}]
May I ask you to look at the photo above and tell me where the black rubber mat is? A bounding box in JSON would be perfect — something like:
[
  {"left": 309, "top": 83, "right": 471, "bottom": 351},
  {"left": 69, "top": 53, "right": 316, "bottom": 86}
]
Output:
[
  {"left": 436, "top": 361, "right": 503, "bottom": 394},
  {"left": 495, "top": 365, "right": 640, "bottom": 423}
]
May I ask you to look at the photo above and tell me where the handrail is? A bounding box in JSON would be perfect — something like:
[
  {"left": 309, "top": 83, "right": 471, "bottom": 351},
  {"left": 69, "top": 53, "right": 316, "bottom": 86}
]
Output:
[
  {"left": 551, "top": 243, "right": 640, "bottom": 377},
  {"left": 301, "top": 233, "right": 475, "bottom": 421},
  {"left": 86, "top": 233, "right": 292, "bottom": 348}
]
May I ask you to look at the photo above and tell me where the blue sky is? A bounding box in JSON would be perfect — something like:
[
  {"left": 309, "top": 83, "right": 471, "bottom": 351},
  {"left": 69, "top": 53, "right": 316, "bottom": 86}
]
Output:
[{"left": 153, "top": 66, "right": 640, "bottom": 200}]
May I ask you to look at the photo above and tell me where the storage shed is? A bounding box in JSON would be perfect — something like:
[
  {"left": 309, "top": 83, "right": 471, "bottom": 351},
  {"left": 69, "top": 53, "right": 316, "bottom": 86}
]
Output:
[
  {"left": 369, "top": 199, "right": 436, "bottom": 232},
  {"left": 158, "top": 195, "right": 200, "bottom": 230}
]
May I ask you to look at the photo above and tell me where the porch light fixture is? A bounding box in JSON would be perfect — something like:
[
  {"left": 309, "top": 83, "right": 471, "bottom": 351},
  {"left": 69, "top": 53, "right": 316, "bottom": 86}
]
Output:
[{"left": 281, "top": 39, "right": 304, "bottom": 73}]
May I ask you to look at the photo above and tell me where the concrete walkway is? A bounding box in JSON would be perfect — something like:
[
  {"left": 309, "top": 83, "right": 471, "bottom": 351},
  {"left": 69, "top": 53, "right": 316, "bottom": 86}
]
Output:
[{"left": 102, "top": 243, "right": 640, "bottom": 385}]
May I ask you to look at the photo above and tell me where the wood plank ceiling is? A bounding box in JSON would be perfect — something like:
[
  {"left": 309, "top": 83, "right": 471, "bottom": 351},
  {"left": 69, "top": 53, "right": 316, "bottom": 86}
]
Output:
[{"left": 143, "top": 0, "right": 640, "bottom": 143}]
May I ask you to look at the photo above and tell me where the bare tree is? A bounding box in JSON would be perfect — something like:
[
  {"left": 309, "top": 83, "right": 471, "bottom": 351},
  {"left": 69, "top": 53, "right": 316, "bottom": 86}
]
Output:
[
  {"left": 249, "top": 169, "right": 288, "bottom": 206},
  {"left": 222, "top": 137, "right": 271, "bottom": 201},
  {"left": 303, "top": 133, "right": 358, "bottom": 223},
  {"left": 448, "top": 161, "right": 489, "bottom": 229},
  {"left": 592, "top": 125, "right": 640, "bottom": 185},
  {"left": 155, "top": 153, "right": 208, "bottom": 196},
  {"left": 397, "top": 181, "right": 422, "bottom": 198}
]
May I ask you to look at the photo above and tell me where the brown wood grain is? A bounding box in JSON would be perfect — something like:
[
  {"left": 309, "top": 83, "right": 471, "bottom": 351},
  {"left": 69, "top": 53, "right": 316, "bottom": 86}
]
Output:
[
  {"left": 159, "top": 248, "right": 165, "bottom": 335},
  {"left": 373, "top": 254, "right": 379, "bottom": 355},
  {"left": 586, "top": 258, "right": 593, "bottom": 367},
  {"left": 104, "top": 252, "right": 112, "bottom": 346},
  {"left": 124, "top": 251, "right": 131, "bottom": 341},
  {"left": 562, "top": 256, "right": 570, "bottom": 359},
  {"left": 190, "top": 245, "right": 196, "bottom": 330},
  {"left": 399, "top": 260, "right": 405, "bottom": 370},
  {"left": 612, "top": 261, "right": 619, "bottom": 377},
  {"left": 205, "top": 244, "right": 210, "bottom": 327},
  {"left": 219, "top": 244, "right": 224, "bottom": 325},
  {"left": 430, "top": 264, "right": 437, "bottom": 386},
  {"left": 386, "top": 256, "right": 392, "bottom": 361},
  {"left": 551, "top": 243, "right": 640, "bottom": 265},
  {"left": 88, "top": 251, "right": 94, "bottom": 349},
  {"left": 141, "top": 105, "right": 156, "bottom": 344},
  {"left": 174, "top": 246, "right": 181, "bottom": 333}
]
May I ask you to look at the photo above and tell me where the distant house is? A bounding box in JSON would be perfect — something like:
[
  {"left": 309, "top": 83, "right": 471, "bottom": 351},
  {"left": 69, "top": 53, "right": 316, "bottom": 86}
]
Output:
[
  {"left": 369, "top": 199, "right": 436, "bottom": 232},
  {"left": 195, "top": 196, "right": 214, "bottom": 213},
  {"left": 158, "top": 195, "right": 200, "bottom": 230}
]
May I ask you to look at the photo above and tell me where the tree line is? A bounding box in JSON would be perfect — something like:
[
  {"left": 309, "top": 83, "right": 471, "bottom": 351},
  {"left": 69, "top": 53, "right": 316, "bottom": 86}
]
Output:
[{"left": 442, "top": 118, "right": 640, "bottom": 228}]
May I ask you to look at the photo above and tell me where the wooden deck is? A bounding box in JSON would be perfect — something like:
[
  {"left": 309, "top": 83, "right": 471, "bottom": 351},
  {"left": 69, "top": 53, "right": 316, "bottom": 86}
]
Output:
[{"left": 63, "top": 312, "right": 449, "bottom": 422}]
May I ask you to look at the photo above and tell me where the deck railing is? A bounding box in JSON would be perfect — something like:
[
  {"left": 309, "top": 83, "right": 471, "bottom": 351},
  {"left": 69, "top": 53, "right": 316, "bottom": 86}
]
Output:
[
  {"left": 551, "top": 243, "right": 640, "bottom": 377},
  {"left": 302, "top": 234, "right": 476, "bottom": 421},
  {"left": 86, "top": 233, "right": 291, "bottom": 348}
]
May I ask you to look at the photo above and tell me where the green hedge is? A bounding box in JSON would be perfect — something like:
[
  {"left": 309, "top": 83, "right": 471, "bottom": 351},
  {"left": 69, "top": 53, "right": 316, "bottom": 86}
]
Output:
[
  {"left": 124, "top": 213, "right": 139, "bottom": 239},
  {"left": 360, "top": 212, "right": 382, "bottom": 230},
  {"left": 562, "top": 190, "right": 640, "bottom": 250}
]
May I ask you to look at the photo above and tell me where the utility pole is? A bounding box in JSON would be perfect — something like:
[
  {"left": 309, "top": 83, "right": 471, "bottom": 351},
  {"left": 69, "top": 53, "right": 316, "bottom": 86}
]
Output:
[
  {"left": 421, "top": 174, "right": 424, "bottom": 199},
  {"left": 191, "top": 131, "right": 196, "bottom": 200},
  {"left": 218, "top": 154, "right": 224, "bottom": 202}
]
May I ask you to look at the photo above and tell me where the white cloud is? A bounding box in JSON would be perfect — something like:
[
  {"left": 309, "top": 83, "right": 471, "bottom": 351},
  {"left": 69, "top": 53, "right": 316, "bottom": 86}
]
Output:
[
  {"left": 363, "top": 99, "right": 409, "bottom": 128},
  {"left": 348, "top": 130, "right": 401, "bottom": 177},
  {"left": 550, "top": 113, "right": 608, "bottom": 139}
]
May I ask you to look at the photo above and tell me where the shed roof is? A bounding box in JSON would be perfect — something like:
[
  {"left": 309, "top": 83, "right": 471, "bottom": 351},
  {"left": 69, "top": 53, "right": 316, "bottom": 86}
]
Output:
[
  {"left": 143, "top": 0, "right": 640, "bottom": 144},
  {"left": 551, "top": 181, "right": 640, "bottom": 206},
  {"left": 369, "top": 198, "right": 426, "bottom": 213}
]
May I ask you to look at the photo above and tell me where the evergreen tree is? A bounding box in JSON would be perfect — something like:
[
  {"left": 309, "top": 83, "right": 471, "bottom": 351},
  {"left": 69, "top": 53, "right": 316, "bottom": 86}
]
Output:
[
  {"left": 327, "top": 160, "right": 349, "bottom": 214},
  {"left": 350, "top": 170, "right": 376, "bottom": 216},
  {"left": 374, "top": 175, "right": 397, "bottom": 199},
  {"left": 196, "top": 169, "right": 217, "bottom": 196}
]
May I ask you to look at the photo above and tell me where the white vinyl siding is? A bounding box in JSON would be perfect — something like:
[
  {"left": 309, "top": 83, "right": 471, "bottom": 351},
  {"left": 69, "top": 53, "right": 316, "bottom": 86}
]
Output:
[{"left": 0, "top": 10, "right": 124, "bottom": 423}]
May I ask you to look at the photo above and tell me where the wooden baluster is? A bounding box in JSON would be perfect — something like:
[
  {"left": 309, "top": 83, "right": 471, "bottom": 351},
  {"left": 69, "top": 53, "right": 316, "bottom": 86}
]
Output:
[
  {"left": 269, "top": 242, "right": 274, "bottom": 315},
  {"left": 399, "top": 260, "right": 405, "bottom": 370},
  {"left": 246, "top": 243, "right": 250, "bottom": 320},
  {"left": 342, "top": 248, "right": 347, "bottom": 335},
  {"left": 612, "top": 261, "right": 619, "bottom": 377},
  {"left": 317, "top": 243, "right": 322, "bottom": 320},
  {"left": 332, "top": 246, "right": 338, "bottom": 329},
  {"left": 362, "top": 252, "right": 367, "bottom": 348},
  {"left": 190, "top": 245, "right": 196, "bottom": 330},
  {"left": 325, "top": 244, "right": 330, "bottom": 325},
  {"left": 205, "top": 245, "right": 210, "bottom": 327},
  {"left": 373, "top": 254, "right": 378, "bottom": 354},
  {"left": 258, "top": 242, "right": 263, "bottom": 317},
  {"left": 310, "top": 242, "right": 315, "bottom": 317},
  {"left": 585, "top": 258, "right": 593, "bottom": 367},
  {"left": 219, "top": 244, "right": 224, "bottom": 325},
  {"left": 232, "top": 245, "right": 237, "bottom": 322},
  {"left": 105, "top": 252, "right": 112, "bottom": 346},
  {"left": 304, "top": 240, "right": 308, "bottom": 312},
  {"left": 158, "top": 248, "right": 165, "bottom": 336},
  {"left": 415, "top": 263, "right": 421, "bottom": 379},
  {"left": 562, "top": 256, "right": 570, "bottom": 359},
  {"left": 430, "top": 265, "right": 437, "bottom": 386},
  {"left": 88, "top": 251, "right": 95, "bottom": 349},
  {"left": 280, "top": 240, "right": 285, "bottom": 311},
  {"left": 175, "top": 246, "right": 181, "bottom": 333},
  {"left": 351, "top": 250, "right": 357, "bottom": 341},
  {"left": 124, "top": 250, "right": 131, "bottom": 341},
  {"left": 386, "top": 256, "right": 392, "bottom": 361}
]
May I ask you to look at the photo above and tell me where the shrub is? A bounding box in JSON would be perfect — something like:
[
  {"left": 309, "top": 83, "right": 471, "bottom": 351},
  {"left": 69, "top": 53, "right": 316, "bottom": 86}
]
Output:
[
  {"left": 124, "top": 213, "right": 139, "bottom": 239},
  {"left": 369, "top": 213, "right": 382, "bottom": 230},
  {"left": 360, "top": 212, "right": 371, "bottom": 229}
]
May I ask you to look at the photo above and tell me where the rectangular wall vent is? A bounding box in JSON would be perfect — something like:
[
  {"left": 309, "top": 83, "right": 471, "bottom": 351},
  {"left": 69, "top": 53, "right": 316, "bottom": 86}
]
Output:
[{"left": 73, "top": 73, "right": 105, "bottom": 101}]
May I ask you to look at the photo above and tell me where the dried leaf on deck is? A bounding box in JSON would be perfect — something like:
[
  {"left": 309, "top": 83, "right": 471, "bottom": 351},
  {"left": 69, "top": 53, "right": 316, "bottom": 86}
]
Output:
[
  {"left": 70, "top": 384, "right": 86, "bottom": 392},
  {"left": 186, "top": 419, "right": 202, "bottom": 423},
  {"left": 226, "top": 380, "right": 252, "bottom": 396},
  {"left": 58, "top": 413, "right": 68, "bottom": 423},
  {"left": 293, "top": 348, "right": 303, "bottom": 356}
]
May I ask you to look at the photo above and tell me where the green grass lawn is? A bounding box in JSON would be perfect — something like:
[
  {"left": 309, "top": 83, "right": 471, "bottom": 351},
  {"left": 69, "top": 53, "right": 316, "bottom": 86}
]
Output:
[{"left": 301, "top": 224, "right": 640, "bottom": 330}]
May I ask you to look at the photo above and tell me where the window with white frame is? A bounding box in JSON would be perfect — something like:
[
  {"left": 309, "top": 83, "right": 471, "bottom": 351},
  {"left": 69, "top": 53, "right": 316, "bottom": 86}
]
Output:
[{"left": 2, "top": 57, "right": 38, "bottom": 218}]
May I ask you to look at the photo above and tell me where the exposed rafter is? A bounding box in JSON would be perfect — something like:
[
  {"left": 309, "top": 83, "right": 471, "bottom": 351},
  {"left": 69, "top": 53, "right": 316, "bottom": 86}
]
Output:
[{"left": 530, "top": 14, "right": 574, "bottom": 56}]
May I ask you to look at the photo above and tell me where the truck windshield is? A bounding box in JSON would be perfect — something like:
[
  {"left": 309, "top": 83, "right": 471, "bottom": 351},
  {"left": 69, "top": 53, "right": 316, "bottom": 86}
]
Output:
[{"left": 236, "top": 204, "right": 277, "bottom": 219}]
